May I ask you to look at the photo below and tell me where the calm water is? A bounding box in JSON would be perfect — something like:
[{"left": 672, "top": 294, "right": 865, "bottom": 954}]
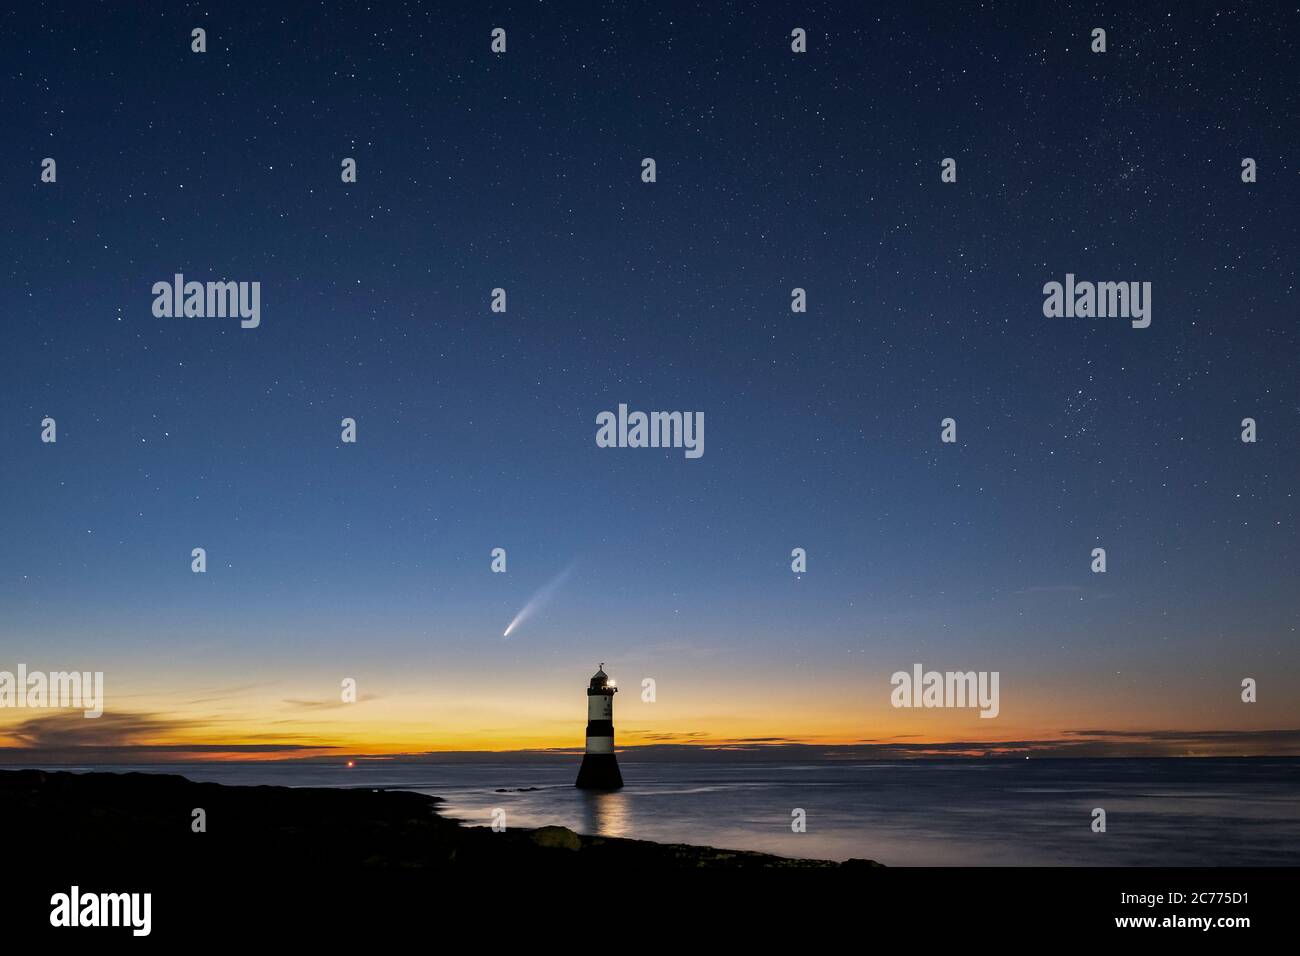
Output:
[{"left": 34, "top": 758, "right": 1300, "bottom": 866}]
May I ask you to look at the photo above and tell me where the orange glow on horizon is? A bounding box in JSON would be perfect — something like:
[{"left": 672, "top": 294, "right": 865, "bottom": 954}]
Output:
[{"left": 2, "top": 661, "right": 1297, "bottom": 761}]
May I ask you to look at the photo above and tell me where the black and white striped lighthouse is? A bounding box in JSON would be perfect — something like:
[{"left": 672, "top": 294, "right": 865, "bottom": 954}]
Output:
[{"left": 575, "top": 664, "right": 623, "bottom": 790}]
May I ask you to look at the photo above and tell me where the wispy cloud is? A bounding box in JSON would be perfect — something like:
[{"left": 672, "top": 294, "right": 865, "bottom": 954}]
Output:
[
  {"left": 0, "top": 710, "right": 340, "bottom": 763},
  {"left": 183, "top": 682, "right": 275, "bottom": 706},
  {"left": 282, "top": 694, "right": 378, "bottom": 710}
]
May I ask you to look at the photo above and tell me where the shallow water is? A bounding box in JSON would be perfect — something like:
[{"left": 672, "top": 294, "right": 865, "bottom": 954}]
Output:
[{"left": 34, "top": 757, "right": 1300, "bottom": 866}]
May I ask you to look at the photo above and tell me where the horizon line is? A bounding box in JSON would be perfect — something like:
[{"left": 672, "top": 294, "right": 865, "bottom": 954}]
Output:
[{"left": 4, "top": 729, "right": 1300, "bottom": 764}]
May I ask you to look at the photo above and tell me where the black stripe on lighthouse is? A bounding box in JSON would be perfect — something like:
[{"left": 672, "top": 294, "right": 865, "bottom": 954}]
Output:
[{"left": 586, "top": 719, "right": 614, "bottom": 738}]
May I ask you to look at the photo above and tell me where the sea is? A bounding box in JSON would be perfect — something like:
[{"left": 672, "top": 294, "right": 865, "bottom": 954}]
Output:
[{"left": 26, "top": 757, "right": 1300, "bottom": 866}]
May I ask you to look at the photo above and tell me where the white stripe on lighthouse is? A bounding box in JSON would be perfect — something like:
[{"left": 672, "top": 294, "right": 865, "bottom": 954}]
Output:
[{"left": 586, "top": 736, "right": 614, "bottom": 754}]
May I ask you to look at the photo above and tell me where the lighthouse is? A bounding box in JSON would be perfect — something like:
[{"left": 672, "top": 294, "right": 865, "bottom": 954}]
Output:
[{"left": 575, "top": 664, "right": 623, "bottom": 790}]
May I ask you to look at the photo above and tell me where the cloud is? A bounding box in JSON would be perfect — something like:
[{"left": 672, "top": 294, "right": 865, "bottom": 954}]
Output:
[
  {"left": 182, "top": 682, "right": 275, "bottom": 705},
  {"left": 1059, "top": 728, "right": 1300, "bottom": 747},
  {"left": 0, "top": 710, "right": 339, "bottom": 763},
  {"left": 281, "top": 694, "right": 378, "bottom": 710},
  {"left": 5, "top": 711, "right": 194, "bottom": 749}
]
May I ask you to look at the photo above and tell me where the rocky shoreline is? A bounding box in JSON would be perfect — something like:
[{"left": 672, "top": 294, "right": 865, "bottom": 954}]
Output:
[{"left": 0, "top": 768, "right": 882, "bottom": 870}]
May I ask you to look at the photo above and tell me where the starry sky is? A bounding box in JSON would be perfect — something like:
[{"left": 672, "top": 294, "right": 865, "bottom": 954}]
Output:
[{"left": 1, "top": 2, "right": 1297, "bottom": 760}]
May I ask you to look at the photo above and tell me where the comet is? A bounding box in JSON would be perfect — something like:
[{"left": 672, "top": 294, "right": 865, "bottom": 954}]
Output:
[{"left": 502, "top": 563, "right": 575, "bottom": 639}]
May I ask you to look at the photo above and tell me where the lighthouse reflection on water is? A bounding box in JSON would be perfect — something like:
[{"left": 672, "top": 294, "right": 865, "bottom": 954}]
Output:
[{"left": 580, "top": 788, "right": 630, "bottom": 838}]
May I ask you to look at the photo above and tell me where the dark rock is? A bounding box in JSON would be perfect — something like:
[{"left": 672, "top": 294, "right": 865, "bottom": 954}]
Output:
[
  {"left": 530, "top": 825, "right": 582, "bottom": 851},
  {"left": 0, "top": 768, "right": 880, "bottom": 871}
]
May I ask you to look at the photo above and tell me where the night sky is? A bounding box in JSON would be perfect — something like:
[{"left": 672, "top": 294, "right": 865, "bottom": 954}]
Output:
[{"left": 1, "top": 2, "right": 1297, "bottom": 759}]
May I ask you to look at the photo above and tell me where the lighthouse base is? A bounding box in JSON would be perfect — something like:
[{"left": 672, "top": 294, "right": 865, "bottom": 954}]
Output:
[{"left": 575, "top": 753, "right": 623, "bottom": 790}]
